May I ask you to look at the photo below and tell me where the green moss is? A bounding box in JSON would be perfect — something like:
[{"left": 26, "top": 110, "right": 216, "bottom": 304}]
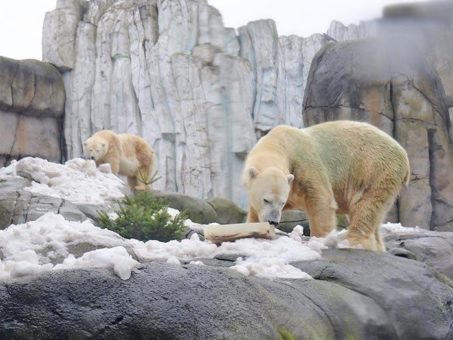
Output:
[{"left": 277, "top": 326, "right": 296, "bottom": 340}]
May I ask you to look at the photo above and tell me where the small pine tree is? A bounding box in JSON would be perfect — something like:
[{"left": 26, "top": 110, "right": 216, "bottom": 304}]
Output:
[{"left": 98, "top": 192, "right": 187, "bottom": 242}]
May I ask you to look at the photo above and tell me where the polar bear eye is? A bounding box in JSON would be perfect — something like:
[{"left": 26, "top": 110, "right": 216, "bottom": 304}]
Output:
[{"left": 263, "top": 198, "right": 270, "bottom": 204}]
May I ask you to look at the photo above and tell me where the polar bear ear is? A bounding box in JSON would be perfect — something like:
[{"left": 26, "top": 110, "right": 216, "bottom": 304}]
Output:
[
  {"left": 248, "top": 167, "right": 259, "bottom": 180},
  {"left": 287, "top": 174, "right": 294, "bottom": 185}
]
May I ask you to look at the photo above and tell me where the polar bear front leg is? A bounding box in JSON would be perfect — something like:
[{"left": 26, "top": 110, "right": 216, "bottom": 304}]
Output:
[
  {"left": 298, "top": 174, "right": 337, "bottom": 237},
  {"left": 246, "top": 207, "right": 259, "bottom": 223},
  {"left": 109, "top": 158, "right": 120, "bottom": 175},
  {"left": 305, "top": 200, "right": 337, "bottom": 237}
]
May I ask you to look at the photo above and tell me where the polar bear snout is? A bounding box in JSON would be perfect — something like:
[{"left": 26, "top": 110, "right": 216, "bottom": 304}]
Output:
[{"left": 261, "top": 208, "right": 282, "bottom": 226}]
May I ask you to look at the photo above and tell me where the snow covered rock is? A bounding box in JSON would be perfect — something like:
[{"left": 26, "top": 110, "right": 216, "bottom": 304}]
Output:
[
  {"left": 0, "top": 176, "right": 87, "bottom": 229},
  {"left": 0, "top": 157, "right": 129, "bottom": 229}
]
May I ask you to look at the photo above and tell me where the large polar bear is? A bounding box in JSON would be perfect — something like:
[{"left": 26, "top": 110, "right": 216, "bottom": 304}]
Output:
[
  {"left": 242, "top": 121, "right": 410, "bottom": 251},
  {"left": 83, "top": 130, "right": 155, "bottom": 191}
]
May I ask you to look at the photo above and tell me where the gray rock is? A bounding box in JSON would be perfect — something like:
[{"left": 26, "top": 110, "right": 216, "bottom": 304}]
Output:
[
  {"left": 0, "top": 176, "right": 86, "bottom": 229},
  {"left": 153, "top": 191, "right": 218, "bottom": 224},
  {"left": 385, "top": 230, "right": 453, "bottom": 279},
  {"left": 42, "top": 0, "right": 85, "bottom": 70},
  {"left": 0, "top": 249, "right": 451, "bottom": 339},
  {"left": 326, "top": 20, "right": 378, "bottom": 42},
  {"left": 0, "top": 57, "right": 65, "bottom": 117},
  {"left": 279, "top": 209, "right": 309, "bottom": 233},
  {"left": 297, "top": 249, "right": 453, "bottom": 340},
  {"left": 207, "top": 197, "right": 246, "bottom": 224}
]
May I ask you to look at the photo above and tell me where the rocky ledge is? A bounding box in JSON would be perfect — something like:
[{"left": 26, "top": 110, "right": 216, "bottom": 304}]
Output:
[{"left": 0, "top": 246, "right": 452, "bottom": 339}]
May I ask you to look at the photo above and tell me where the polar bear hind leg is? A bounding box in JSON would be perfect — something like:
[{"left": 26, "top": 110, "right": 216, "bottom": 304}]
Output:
[{"left": 347, "top": 178, "right": 399, "bottom": 251}]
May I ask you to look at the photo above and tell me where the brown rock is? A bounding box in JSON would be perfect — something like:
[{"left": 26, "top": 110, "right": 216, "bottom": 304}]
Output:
[
  {"left": 0, "top": 57, "right": 65, "bottom": 164},
  {"left": 303, "top": 37, "right": 453, "bottom": 231}
]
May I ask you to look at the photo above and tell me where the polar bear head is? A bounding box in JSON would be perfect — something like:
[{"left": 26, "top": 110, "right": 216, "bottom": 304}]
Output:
[
  {"left": 83, "top": 136, "right": 109, "bottom": 161},
  {"left": 244, "top": 167, "right": 294, "bottom": 225}
]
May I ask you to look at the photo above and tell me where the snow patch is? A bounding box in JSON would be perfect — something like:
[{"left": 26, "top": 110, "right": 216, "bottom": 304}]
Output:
[
  {"left": 381, "top": 222, "right": 422, "bottom": 234},
  {"left": 231, "top": 257, "right": 313, "bottom": 280},
  {"left": 2, "top": 157, "right": 127, "bottom": 206}
]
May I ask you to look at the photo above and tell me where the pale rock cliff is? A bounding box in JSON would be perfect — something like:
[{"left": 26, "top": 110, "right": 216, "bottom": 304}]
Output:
[{"left": 42, "top": 0, "right": 327, "bottom": 205}]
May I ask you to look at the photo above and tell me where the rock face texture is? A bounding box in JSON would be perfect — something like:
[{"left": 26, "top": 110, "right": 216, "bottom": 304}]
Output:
[
  {"left": 0, "top": 57, "right": 65, "bottom": 168},
  {"left": 385, "top": 230, "right": 453, "bottom": 279},
  {"left": 42, "top": 0, "right": 328, "bottom": 205},
  {"left": 0, "top": 176, "right": 87, "bottom": 230},
  {"left": 304, "top": 3, "right": 453, "bottom": 231},
  {"left": 0, "top": 249, "right": 451, "bottom": 339}
]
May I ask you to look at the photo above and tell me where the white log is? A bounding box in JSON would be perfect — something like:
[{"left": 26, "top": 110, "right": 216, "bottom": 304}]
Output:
[{"left": 203, "top": 222, "right": 275, "bottom": 244}]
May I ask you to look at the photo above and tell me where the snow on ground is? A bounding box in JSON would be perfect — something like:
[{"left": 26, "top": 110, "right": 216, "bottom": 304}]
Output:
[
  {"left": 0, "top": 212, "right": 326, "bottom": 281},
  {"left": 0, "top": 211, "right": 422, "bottom": 282},
  {"left": 0, "top": 157, "right": 127, "bottom": 206},
  {"left": 381, "top": 222, "right": 423, "bottom": 234},
  {"left": 0, "top": 158, "right": 425, "bottom": 281}
]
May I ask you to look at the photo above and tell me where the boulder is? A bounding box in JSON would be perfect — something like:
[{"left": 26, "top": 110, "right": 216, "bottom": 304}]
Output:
[
  {"left": 0, "top": 249, "right": 451, "bottom": 339},
  {"left": 0, "top": 176, "right": 86, "bottom": 229},
  {"left": 303, "top": 37, "right": 453, "bottom": 231},
  {"left": 0, "top": 57, "right": 65, "bottom": 166},
  {"left": 385, "top": 230, "right": 453, "bottom": 279},
  {"left": 207, "top": 197, "right": 246, "bottom": 224},
  {"left": 153, "top": 191, "right": 218, "bottom": 224}
]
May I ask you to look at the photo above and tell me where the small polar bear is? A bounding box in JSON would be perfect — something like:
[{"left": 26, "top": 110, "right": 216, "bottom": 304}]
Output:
[
  {"left": 83, "top": 130, "right": 155, "bottom": 191},
  {"left": 242, "top": 121, "right": 410, "bottom": 252}
]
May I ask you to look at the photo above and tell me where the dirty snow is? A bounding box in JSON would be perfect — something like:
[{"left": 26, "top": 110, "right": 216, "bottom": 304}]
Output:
[
  {"left": 0, "top": 211, "right": 425, "bottom": 281},
  {"left": 381, "top": 222, "right": 423, "bottom": 234},
  {"left": 0, "top": 212, "right": 322, "bottom": 281}
]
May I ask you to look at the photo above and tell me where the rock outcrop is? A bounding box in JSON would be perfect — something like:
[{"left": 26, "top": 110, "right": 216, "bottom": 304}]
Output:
[
  {"left": 0, "top": 249, "right": 451, "bottom": 339},
  {"left": 0, "top": 57, "right": 65, "bottom": 168},
  {"left": 0, "top": 167, "right": 246, "bottom": 229},
  {"left": 42, "top": 0, "right": 328, "bottom": 205},
  {"left": 0, "top": 176, "right": 87, "bottom": 229},
  {"left": 304, "top": 3, "right": 453, "bottom": 231}
]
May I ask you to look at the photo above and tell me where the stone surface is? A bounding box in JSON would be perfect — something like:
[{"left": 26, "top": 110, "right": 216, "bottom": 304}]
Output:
[
  {"left": 153, "top": 191, "right": 218, "bottom": 224},
  {"left": 42, "top": 0, "right": 85, "bottom": 70},
  {"left": 0, "top": 57, "right": 65, "bottom": 166},
  {"left": 303, "top": 37, "right": 453, "bottom": 231},
  {"left": 326, "top": 20, "right": 377, "bottom": 42},
  {"left": 0, "top": 249, "right": 451, "bottom": 339},
  {"left": 385, "top": 230, "right": 453, "bottom": 279},
  {"left": 279, "top": 209, "right": 309, "bottom": 233},
  {"left": 207, "top": 197, "right": 247, "bottom": 224},
  {"left": 0, "top": 176, "right": 86, "bottom": 229}
]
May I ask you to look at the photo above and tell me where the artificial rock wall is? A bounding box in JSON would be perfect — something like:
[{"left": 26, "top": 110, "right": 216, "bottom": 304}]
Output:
[
  {"left": 0, "top": 57, "right": 65, "bottom": 167},
  {"left": 42, "top": 0, "right": 327, "bottom": 206}
]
